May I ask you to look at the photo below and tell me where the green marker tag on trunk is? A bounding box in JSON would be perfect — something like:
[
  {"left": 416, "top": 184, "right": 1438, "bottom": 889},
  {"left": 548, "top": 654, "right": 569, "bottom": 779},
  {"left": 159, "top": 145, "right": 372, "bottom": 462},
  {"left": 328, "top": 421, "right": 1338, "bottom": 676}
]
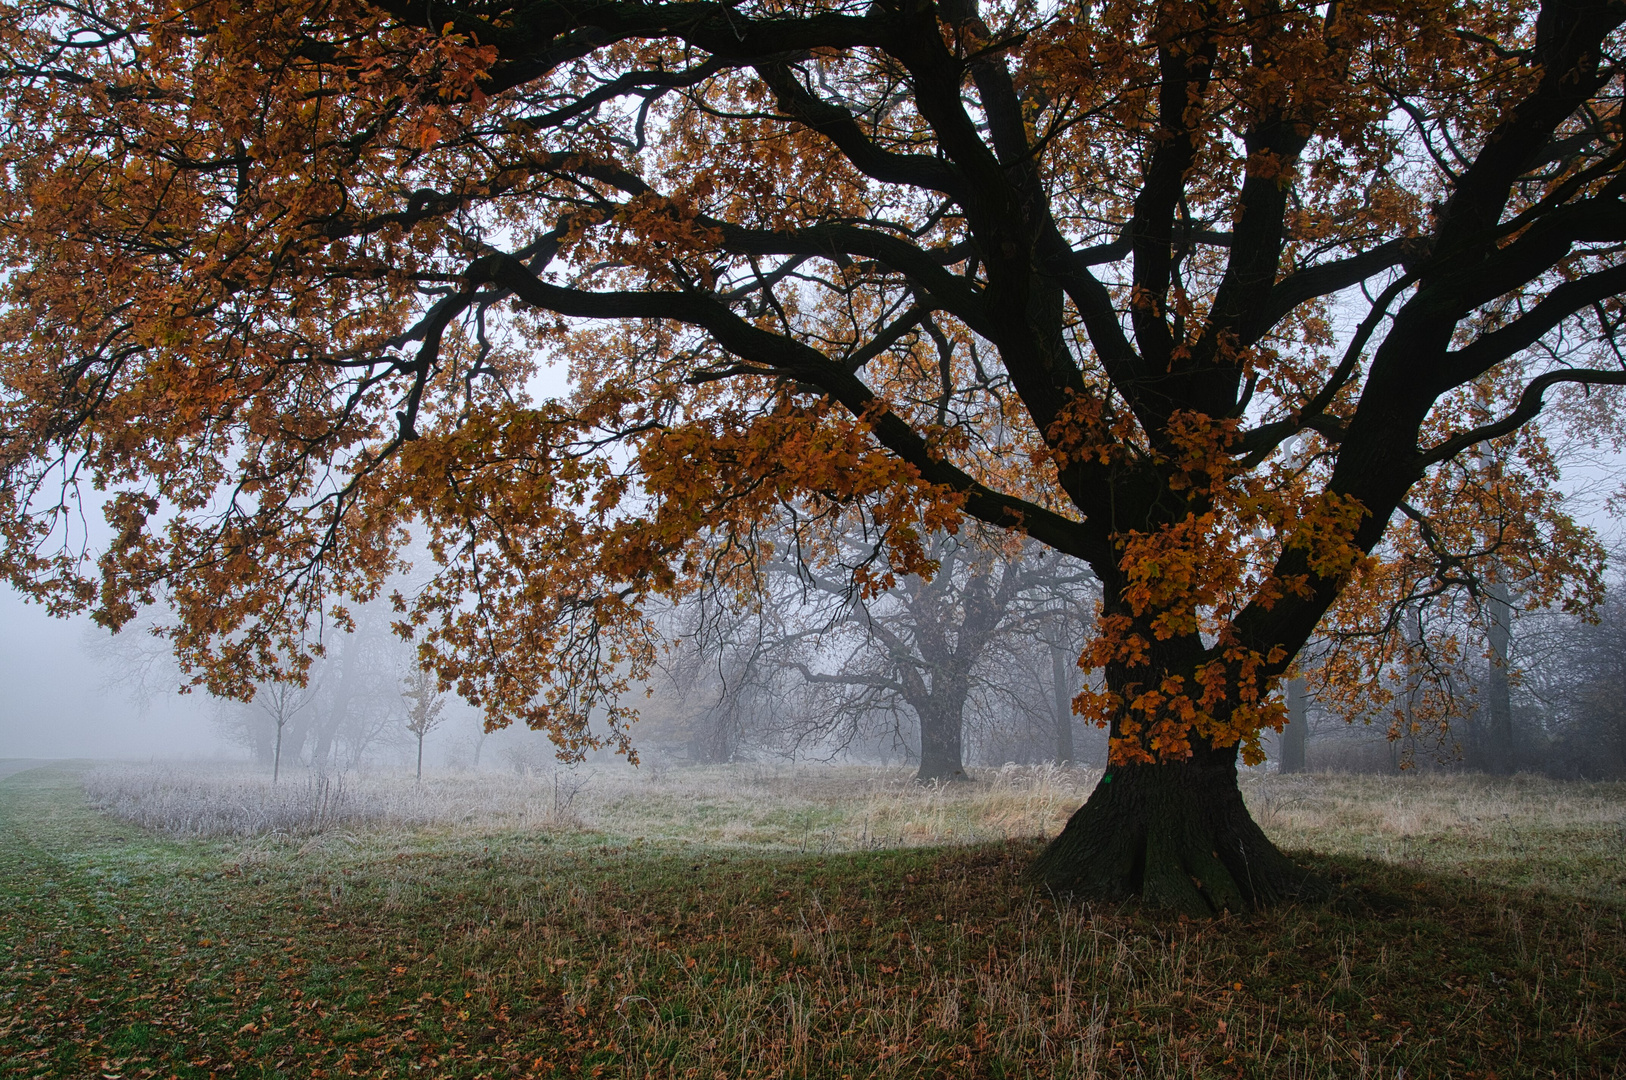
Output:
[{"left": 1102, "top": 774, "right": 1112, "bottom": 784}]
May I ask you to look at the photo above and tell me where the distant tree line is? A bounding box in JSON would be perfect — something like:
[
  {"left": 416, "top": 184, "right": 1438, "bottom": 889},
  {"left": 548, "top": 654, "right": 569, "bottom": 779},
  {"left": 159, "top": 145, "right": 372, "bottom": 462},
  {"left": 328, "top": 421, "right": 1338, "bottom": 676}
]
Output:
[
  {"left": 1271, "top": 587, "right": 1626, "bottom": 780},
  {"left": 95, "top": 528, "right": 1626, "bottom": 782}
]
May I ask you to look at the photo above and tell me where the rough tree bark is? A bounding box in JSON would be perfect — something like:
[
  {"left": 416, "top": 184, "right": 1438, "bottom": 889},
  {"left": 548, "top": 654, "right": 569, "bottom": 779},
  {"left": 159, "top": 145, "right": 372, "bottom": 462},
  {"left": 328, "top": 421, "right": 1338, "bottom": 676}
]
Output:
[
  {"left": 1028, "top": 614, "right": 1319, "bottom": 912},
  {"left": 915, "top": 692, "right": 971, "bottom": 783}
]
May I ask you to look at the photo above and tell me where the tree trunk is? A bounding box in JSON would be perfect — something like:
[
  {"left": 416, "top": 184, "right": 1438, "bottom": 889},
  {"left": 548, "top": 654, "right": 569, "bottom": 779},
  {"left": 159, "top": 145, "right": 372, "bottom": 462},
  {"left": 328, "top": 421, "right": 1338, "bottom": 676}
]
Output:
[
  {"left": 416, "top": 732, "right": 424, "bottom": 781},
  {"left": 1399, "top": 605, "right": 1423, "bottom": 773},
  {"left": 1280, "top": 676, "right": 1308, "bottom": 774},
  {"left": 1027, "top": 741, "right": 1315, "bottom": 914},
  {"left": 273, "top": 719, "right": 284, "bottom": 784},
  {"left": 1051, "top": 640, "right": 1075, "bottom": 765},
  {"left": 691, "top": 693, "right": 740, "bottom": 763},
  {"left": 915, "top": 698, "right": 969, "bottom": 783},
  {"left": 313, "top": 628, "right": 363, "bottom": 768},
  {"left": 1485, "top": 580, "right": 1515, "bottom": 775}
]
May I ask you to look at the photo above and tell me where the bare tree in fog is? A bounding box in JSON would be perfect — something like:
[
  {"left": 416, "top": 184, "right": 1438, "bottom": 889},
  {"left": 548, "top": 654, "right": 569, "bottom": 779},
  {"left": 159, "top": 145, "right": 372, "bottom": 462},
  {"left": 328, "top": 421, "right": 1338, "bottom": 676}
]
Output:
[
  {"left": 84, "top": 614, "right": 319, "bottom": 771},
  {"left": 206, "top": 601, "right": 418, "bottom": 773},
  {"left": 83, "top": 614, "right": 184, "bottom": 714},
  {"left": 1037, "top": 599, "right": 1092, "bottom": 765},
  {"left": 1505, "top": 592, "right": 1626, "bottom": 778},
  {"left": 83, "top": 574, "right": 440, "bottom": 771},
  {"left": 402, "top": 666, "right": 447, "bottom": 781},
  {"left": 259, "top": 678, "right": 317, "bottom": 783},
  {"left": 658, "top": 599, "right": 800, "bottom": 765},
  {"left": 812, "top": 535, "right": 1095, "bottom": 780},
  {"left": 1278, "top": 676, "right": 1309, "bottom": 774},
  {"left": 300, "top": 602, "right": 404, "bottom": 769},
  {"left": 669, "top": 526, "right": 1098, "bottom": 781}
]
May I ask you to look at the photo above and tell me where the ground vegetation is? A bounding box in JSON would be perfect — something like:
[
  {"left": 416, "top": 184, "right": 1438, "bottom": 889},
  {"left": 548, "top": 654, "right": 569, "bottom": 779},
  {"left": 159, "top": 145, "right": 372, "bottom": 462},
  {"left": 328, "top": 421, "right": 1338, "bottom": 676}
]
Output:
[{"left": 3, "top": 763, "right": 1621, "bottom": 1078}]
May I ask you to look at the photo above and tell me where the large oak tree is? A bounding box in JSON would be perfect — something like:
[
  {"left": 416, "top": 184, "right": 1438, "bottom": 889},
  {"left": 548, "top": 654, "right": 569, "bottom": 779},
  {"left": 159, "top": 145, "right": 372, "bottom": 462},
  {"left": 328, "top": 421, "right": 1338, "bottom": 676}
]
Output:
[{"left": 1, "top": 0, "right": 1620, "bottom": 911}]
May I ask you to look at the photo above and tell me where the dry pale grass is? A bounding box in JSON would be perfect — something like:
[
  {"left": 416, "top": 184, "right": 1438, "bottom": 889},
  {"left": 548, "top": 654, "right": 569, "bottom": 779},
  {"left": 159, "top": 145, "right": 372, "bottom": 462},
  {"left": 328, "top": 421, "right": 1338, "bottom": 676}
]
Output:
[
  {"left": 1239, "top": 770, "right": 1626, "bottom": 901},
  {"left": 81, "top": 761, "right": 1098, "bottom": 848},
  {"left": 585, "top": 761, "right": 1094, "bottom": 851},
  {"left": 83, "top": 763, "right": 1626, "bottom": 902}
]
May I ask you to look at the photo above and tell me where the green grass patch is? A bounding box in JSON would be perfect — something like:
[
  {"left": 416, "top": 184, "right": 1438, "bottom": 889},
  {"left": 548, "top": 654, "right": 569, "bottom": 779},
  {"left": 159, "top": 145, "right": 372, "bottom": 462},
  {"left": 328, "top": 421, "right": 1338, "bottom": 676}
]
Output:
[{"left": 2, "top": 763, "right": 1622, "bottom": 1078}]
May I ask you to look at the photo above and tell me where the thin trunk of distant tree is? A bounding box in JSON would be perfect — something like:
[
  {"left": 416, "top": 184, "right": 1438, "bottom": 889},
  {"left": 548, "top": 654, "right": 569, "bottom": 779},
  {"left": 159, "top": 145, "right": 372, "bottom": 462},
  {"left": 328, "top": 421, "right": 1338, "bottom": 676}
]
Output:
[
  {"left": 261, "top": 681, "right": 313, "bottom": 784},
  {"left": 416, "top": 729, "right": 425, "bottom": 782},
  {"left": 1051, "top": 638, "right": 1075, "bottom": 765},
  {"left": 1486, "top": 579, "right": 1515, "bottom": 775},
  {"left": 1280, "top": 676, "right": 1308, "bottom": 774},
  {"left": 273, "top": 716, "right": 285, "bottom": 784},
  {"left": 1397, "top": 606, "right": 1424, "bottom": 773}
]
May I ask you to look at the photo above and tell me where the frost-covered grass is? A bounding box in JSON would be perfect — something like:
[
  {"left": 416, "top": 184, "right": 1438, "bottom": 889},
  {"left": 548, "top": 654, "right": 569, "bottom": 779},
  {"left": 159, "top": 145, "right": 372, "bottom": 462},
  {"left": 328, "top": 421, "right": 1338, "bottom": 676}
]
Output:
[
  {"left": 6, "top": 762, "right": 1623, "bottom": 1078},
  {"left": 82, "top": 762, "right": 1626, "bottom": 900},
  {"left": 80, "top": 760, "right": 1099, "bottom": 848},
  {"left": 81, "top": 763, "right": 591, "bottom": 838}
]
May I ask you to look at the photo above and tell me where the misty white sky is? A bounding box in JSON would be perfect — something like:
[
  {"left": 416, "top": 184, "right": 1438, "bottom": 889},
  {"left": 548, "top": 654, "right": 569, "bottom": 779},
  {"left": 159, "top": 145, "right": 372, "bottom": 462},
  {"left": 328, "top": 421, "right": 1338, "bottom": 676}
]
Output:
[
  {"left": 0, "top": 590, "right": 229, "bottom": 759},
  {"left": 0, "top": 364, "right": 578, "bottom": 764}
]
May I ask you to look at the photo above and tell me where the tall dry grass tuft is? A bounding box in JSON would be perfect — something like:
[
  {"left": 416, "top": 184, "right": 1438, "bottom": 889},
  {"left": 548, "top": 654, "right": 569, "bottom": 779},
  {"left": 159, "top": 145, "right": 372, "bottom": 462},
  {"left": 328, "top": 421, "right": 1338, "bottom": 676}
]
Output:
[{"left": 81, "top": 764, "right": 589, "bottom": 837}]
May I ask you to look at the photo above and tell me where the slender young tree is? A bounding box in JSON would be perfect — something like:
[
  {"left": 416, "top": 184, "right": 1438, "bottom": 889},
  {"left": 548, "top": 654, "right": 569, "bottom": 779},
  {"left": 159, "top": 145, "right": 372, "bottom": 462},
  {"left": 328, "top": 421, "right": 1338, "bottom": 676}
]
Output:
[
  {"left": 402, "top": 667, "right": 449, "bottom": 781},
  {"left": 2, "top": 0, "right": 1621, "bottom": 910},
  {"left": 258, "top": 679, "right": 317, "bottom": 784}
]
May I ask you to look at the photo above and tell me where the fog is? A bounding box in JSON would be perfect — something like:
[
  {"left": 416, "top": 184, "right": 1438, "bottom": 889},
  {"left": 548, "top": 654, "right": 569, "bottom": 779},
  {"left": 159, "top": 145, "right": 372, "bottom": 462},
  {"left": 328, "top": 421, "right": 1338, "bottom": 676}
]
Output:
[
  {"left": 2, "top": 444, "right": 1623, "bottom": 771},
  {"left": 0, "top": 590, "right": 228, "bottom": 759}
]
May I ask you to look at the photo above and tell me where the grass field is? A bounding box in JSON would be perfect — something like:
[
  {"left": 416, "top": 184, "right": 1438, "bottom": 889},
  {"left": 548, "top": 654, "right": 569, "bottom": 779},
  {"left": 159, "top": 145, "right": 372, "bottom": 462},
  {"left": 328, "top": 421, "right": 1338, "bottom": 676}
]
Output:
[{"left": 2, "top": 761, "right": 1623, "bottom": 1079}]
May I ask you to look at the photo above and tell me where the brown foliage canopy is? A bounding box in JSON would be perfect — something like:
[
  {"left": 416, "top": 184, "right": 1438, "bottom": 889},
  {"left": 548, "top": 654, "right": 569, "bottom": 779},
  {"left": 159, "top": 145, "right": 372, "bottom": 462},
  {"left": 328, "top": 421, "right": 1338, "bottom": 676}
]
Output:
[{"left": 0, "top": 0, "right": 1620, "bottom": 764}]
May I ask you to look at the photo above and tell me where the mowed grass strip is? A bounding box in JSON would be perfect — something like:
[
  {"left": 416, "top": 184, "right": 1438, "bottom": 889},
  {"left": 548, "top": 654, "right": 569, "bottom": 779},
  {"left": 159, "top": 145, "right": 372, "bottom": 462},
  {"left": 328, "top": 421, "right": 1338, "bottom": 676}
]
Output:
[{"left": 0, "top": 764, "right": 1621, "bottom": 1079}]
